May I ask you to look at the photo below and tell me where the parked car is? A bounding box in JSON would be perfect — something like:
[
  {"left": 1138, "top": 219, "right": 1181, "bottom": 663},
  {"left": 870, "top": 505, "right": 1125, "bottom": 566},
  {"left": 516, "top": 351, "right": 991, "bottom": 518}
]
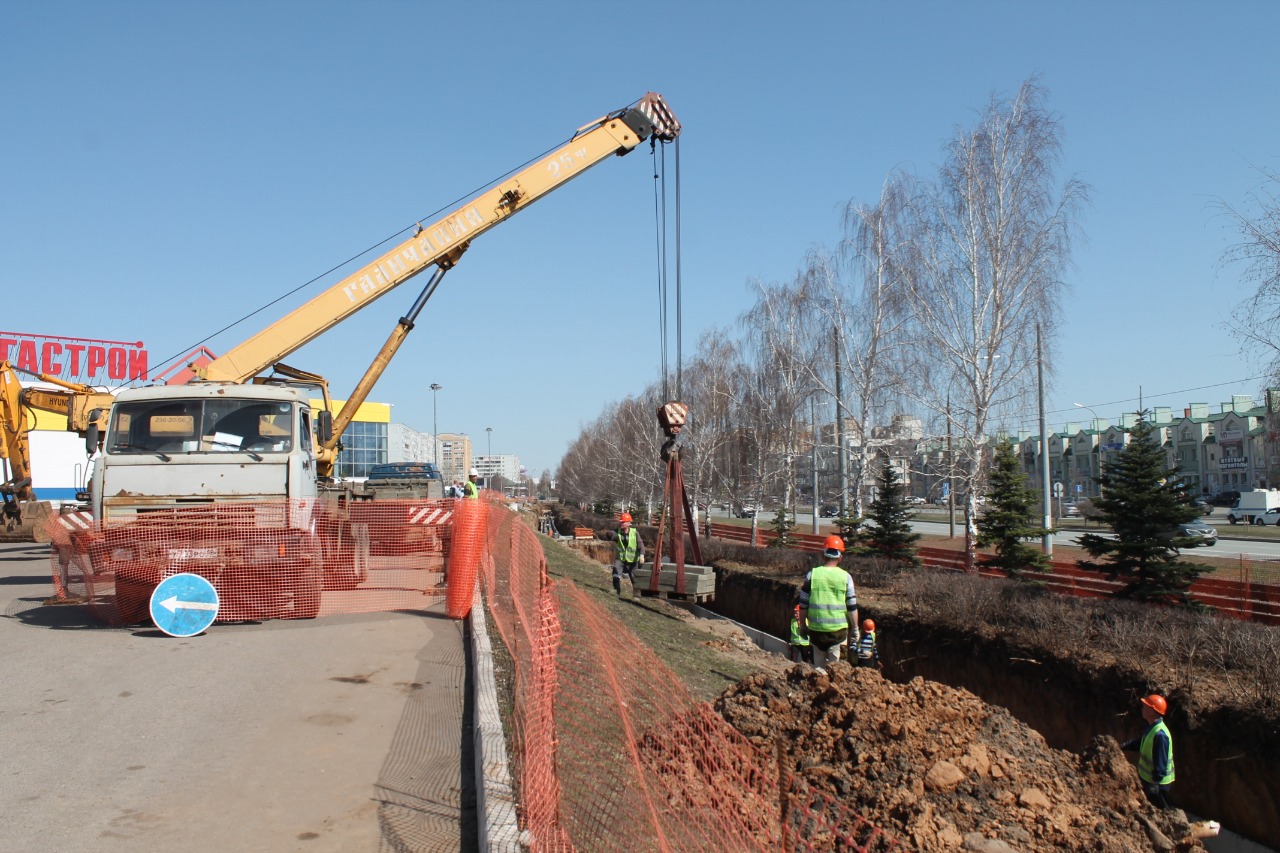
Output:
[
  {"left": 1209, "top": 490, "right": 1241, "bottom": 507},
  {"left": 1191, "top": 496, "right": 1213, "bottom": 516},
  {"left": 819, "top": 504, "right": 840, "bottom": 518},
  {"left": 1061, "top": 501, "right": 1081, "bottom": 518},
  {"left": 904, "top": 495, "right": 926, "bottom": 506},
  {"left": 1169, "top": 520, "right": 1218, "bottom": 546}
]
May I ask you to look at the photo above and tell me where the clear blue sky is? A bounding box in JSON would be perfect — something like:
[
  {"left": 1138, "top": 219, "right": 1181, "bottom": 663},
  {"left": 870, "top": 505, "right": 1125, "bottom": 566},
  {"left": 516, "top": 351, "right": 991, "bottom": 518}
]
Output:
[{"left": 5, "top": 1, "right": 1278, "bottom": 476}]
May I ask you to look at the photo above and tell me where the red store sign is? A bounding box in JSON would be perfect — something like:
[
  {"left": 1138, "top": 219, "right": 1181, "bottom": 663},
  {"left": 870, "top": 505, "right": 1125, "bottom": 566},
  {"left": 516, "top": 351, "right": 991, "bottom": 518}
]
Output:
[{"left": 0, "top": 331, "right": 148, "bottom": 384}]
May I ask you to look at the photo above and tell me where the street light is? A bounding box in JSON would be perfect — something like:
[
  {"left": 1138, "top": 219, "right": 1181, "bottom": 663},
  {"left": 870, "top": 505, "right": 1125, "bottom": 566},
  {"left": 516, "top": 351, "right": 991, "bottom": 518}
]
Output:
[
  {"left": 430, "top": 383, "right": 442, "bottom": 477},
  {"left": 1074, "top": 402, "right": 1101, "bottom": 499},
  {"left": 486, "top": 426, "right": 493, "bottom": 487}
]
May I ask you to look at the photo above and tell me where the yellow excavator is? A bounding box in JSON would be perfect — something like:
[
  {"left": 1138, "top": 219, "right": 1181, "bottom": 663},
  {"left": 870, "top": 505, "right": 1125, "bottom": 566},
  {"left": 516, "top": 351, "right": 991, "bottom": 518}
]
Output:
[{"left": 0, "top": 361, "right": 113, "bottom": 541}]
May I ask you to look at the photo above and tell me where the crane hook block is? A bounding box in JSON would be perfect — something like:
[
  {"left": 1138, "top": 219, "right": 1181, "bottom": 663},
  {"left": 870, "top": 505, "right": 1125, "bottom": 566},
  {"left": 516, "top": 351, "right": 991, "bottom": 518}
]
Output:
[{"left": 657, "top": 401, "right": 688, "bottom": 437}]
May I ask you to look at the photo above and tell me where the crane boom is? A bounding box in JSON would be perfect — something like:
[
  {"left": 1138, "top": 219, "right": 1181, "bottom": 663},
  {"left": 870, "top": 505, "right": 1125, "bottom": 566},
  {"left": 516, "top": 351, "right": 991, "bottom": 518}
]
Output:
[{"left": 199, "top": 92, "right": 680, "bottom": 383}]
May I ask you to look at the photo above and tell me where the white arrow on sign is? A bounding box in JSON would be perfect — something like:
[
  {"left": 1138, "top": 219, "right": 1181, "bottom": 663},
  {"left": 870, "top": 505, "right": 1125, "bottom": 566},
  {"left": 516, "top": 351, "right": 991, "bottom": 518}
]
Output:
[{"left": 159, "top": 595, "right": 218, "bottom": 613}]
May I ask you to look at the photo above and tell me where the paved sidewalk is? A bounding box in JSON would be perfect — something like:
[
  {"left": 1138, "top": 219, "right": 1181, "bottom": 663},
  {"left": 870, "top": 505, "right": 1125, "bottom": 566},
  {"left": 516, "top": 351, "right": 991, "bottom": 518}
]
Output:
[{"left": 0, "top": 542, "right": 473, "bottom": 852}]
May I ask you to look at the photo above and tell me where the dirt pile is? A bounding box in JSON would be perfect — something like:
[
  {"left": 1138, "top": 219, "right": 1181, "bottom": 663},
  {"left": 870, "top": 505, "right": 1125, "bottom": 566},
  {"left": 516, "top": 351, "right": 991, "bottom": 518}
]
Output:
[{"left": 715, "top": 663, "right": 1205, "bottom": 852}]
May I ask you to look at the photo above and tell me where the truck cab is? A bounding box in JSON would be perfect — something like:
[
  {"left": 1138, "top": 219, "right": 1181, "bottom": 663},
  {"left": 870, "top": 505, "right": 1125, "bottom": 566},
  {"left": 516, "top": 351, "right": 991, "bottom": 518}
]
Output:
[{"left": 92, "top": 383, "right": 318, "bottom": 524}]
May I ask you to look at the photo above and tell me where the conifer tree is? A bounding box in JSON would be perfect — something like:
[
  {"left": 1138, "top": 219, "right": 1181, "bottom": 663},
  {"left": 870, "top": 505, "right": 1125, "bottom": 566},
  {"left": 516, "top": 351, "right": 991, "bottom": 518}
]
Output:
[
  {"left": 768, "top": 507, "right": 796, "bottom": 548},
  {"left": 1077, "top": 414, "right": 1208, "bottom": 606},
  {"left": 977, "top": 440, "right": 1052, "bottom": 578},
  {"left": 864, "top": 459, "right": 920, "bottom": 565}
]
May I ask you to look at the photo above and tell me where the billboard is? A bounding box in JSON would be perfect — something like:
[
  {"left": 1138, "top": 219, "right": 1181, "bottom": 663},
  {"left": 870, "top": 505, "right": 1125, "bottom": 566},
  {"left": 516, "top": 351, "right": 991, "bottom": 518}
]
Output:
[{"left": 1, "top": 331, "right": 148, "bottom": 384}]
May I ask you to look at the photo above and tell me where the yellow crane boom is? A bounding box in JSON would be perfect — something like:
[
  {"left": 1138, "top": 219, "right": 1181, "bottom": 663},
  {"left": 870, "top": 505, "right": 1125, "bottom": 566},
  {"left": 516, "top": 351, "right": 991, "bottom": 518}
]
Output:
[{"left": 197, "top": 92, "right": 680, "bottom": 384}]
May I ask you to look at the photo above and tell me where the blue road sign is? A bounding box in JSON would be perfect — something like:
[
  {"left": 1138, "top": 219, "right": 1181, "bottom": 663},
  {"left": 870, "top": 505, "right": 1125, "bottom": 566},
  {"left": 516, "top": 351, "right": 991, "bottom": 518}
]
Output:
[{"left": 149, "top": 573, "right": 219, "bottom": 637}]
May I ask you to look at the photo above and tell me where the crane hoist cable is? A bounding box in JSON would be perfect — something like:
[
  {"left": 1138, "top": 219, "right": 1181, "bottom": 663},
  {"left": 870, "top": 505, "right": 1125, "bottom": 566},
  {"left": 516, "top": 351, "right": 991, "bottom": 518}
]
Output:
[{"left": 651, "top": 135, "right": 683, "bottom": 402}]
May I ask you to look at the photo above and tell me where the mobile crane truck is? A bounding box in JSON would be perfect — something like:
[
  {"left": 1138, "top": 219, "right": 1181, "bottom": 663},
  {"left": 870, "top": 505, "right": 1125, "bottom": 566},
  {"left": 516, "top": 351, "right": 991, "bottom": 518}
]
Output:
[{"left": 74, "top": 92, "right": 681, "bottom": 622}]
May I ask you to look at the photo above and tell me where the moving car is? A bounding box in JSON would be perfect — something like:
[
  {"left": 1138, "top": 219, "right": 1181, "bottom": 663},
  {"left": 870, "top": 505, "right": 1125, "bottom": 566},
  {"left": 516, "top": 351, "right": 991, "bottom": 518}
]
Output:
[
  {"left": 1061, "top": 501, "right": 1081, "bottom": 518},
  {"left": 734, "top": 504, "right": 758, "bottom": 518},
  {"left": 819, "top": 504, "right": 840, "bottom": 518},
  {"left": 1171, "top": 520, "right": 1218, "bottom": 546},
  {"left": 904, "top": 495, "right": 927, "bottom": 506}
]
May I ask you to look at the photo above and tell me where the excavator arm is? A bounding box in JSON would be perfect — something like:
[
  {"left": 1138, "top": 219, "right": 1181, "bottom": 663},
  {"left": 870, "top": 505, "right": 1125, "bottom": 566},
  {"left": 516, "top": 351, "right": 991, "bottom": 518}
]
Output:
[
  {"left": 1, "top": 361, "right": 113, "bottom": 535},
  {"left": 198, "top": 92, "right": 680, "bottom": 384}
]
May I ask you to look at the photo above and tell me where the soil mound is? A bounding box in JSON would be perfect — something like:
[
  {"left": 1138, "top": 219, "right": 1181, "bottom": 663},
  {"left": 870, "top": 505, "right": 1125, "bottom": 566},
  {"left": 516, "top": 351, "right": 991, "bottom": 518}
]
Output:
[{"left": 715, "top": 663, "right": 1205, "bottom": 852}]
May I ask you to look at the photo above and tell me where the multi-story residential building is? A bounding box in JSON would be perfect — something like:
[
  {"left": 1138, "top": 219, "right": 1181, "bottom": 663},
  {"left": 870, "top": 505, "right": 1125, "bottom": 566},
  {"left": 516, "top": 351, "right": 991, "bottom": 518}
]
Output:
[
  {"left": 437, "top": 433, "right": 472, "bottom": 484},
  {"left": 388, "top": 422, "right": 435, "bottom": 466},
  {"left": 474, "top": 454, "right": 523, "bottom": 489}
]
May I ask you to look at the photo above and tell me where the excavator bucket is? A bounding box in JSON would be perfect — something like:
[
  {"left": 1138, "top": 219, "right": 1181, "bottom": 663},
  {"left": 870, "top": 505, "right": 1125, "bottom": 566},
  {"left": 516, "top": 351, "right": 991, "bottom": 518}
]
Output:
[{"left": 0, "top": 499, "right": 54, "bottom": 543}]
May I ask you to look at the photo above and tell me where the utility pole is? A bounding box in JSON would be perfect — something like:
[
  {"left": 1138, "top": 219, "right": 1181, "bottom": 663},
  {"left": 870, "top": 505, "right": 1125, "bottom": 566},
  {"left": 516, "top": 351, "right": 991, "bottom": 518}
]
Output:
[
  {"left": 1037, "top": 325, "right": 1053, "bottom": 557},
  {"left": 946, "top": 393, "right": 955, "bottom": 540},
  {"left": 811, "top": 396, "right": 819, "bottom": 535},
  {"left": 834, "top": 327, "right": 847, "bottom": 515}
]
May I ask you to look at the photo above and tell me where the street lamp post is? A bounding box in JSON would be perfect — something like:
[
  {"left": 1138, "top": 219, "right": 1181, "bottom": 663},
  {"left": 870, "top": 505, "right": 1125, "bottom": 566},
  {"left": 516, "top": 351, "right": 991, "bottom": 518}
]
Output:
[
  {"left": 1074, "top": 402, "right": 1101, "bottom": 499},
  {"left": 430, "top": 383, "right": 442, "bottom": 477},
  {"left": 486, "top": 426, "right": 493, "bottom": 489}
]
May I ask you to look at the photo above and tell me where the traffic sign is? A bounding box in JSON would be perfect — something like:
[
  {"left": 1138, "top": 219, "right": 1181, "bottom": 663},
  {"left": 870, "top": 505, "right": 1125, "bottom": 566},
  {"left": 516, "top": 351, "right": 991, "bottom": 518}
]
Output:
[
  {"left": 149, "top": 573, "right": 219, "bottom": 637},
  {"left": 1052, "top": 482, "right": 1063, "bottom": 497},
  {"left": 1075, "top": 484, "right": 1083, "bottom": 493}
]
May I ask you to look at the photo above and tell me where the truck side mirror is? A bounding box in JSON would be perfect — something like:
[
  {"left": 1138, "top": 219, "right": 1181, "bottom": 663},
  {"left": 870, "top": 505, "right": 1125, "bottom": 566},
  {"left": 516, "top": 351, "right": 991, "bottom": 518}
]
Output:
[
  {"left": 316, "top": 410, "right": 333, "bottom": 444},
  {"left": 86, "top": 409, "right": 102, "bottom": 454}
]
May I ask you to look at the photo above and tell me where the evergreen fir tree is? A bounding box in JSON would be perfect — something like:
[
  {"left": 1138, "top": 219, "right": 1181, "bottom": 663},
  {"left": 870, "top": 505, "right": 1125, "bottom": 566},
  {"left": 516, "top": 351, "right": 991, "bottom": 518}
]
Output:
[
  {"left": 834, "top": 512, "right": 866, "bottom": 548},
  {"left": 864, "top": 460, "right": 921, "bottom": 565},
  {"left": 977, "top": 440, "right": 1052, "bottom": 578},
  {"left": 1077, "top": 414, "right": 1208, "bottom": 606},
  {"left": 768, "top": 507, "right": 796, "bottom": 548}
]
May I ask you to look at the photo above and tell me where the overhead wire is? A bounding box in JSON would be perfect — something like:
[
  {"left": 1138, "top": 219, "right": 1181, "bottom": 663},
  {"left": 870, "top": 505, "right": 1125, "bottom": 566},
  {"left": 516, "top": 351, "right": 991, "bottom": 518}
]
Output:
[{"left": 143, "top": 96, "right": 652, "bottom": 386}]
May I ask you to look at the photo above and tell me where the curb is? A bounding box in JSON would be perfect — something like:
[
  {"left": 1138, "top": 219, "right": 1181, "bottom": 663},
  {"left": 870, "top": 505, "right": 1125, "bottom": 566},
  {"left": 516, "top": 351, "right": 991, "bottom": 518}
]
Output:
[{"left": 469, "top": 584, "right": 522, "bottom": 851}]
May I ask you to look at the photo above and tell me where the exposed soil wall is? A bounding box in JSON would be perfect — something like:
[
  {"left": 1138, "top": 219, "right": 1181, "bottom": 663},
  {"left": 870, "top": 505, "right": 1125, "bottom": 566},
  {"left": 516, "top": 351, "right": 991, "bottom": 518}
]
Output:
[{"left": 710, "top": 565, "right": 1280, "bottom": 850}]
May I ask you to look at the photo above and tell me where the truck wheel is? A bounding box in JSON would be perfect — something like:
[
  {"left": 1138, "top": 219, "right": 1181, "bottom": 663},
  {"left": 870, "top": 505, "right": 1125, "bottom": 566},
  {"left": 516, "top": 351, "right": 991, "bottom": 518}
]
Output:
[
  {"left": 1229, "top": 517, "right": 1238, "bottom": 525},
  {"left": 290, "top": 564, "right": 321, "bottom": 619}
]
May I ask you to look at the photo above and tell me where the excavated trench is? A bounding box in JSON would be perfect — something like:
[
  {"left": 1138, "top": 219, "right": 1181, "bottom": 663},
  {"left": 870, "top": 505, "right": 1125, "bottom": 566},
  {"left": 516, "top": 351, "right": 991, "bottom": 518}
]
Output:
[{"left": 710, "top": 565, "right": 1280, "bottom": 851}]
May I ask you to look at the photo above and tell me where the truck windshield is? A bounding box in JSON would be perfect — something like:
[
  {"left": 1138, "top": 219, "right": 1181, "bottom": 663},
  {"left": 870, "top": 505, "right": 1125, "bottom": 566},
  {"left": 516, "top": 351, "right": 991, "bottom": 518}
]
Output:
[{"left": 107, "top": 398, "right": 295, "bottom": 455}]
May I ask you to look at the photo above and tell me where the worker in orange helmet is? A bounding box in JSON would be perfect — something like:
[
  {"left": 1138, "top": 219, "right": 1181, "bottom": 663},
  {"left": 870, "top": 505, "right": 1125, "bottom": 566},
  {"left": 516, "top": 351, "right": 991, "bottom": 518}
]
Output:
[
  {"left": 1121, "top": 693, "right": 1176, "bottom": 809},
  {"left": 855, "top": 618, "right": 881, "bottom": 671},
  {"left": 796, "top": 535, "right": 857, "bottom": 671},
  {"left": 610, "top": 511, "right": 645, "bottom": 598}
]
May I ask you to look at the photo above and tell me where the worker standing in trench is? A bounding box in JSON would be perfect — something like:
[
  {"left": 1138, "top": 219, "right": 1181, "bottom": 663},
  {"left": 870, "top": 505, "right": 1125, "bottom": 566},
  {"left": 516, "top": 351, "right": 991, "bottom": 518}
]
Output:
[
  {"left": 796, "top": 535, "right": 857, "bottom": 671},
  {"left": 1121, "top": 693, "right": 1176, "bottom": 809}
]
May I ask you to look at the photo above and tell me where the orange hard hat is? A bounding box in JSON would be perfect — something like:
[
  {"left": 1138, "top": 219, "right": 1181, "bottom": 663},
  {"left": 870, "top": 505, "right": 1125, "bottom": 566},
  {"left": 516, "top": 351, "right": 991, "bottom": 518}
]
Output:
[
  {"left": 619, "top": 512, "right": 633, "bottom": 523},
  {"left": 862, "top": 619, "right": 875, "bottom": 632},
  {"left": 823, "top": 535, "right": 845, "bottom": 555},
  {"left": 1141, "top": 694, "right": 1168, "bottom": 716}
]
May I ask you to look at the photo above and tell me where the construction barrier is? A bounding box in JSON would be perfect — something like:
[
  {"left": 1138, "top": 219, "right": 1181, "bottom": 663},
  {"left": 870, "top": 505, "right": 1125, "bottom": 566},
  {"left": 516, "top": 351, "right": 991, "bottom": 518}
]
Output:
[
  {"left": 45, "top": 499, "right": 454, "bottom": 626},
  {"left": 481, "top": 504, "right": 907, "bottom": 852},
  {"left": 708, "top": 523, "right": 1280, "bottom": 625}
]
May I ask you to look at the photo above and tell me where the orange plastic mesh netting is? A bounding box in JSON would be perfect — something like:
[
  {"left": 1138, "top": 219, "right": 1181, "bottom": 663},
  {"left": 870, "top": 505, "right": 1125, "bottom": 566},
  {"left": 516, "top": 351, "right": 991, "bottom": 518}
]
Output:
[
  {"left": 45, "top": 499, "right": 454, "bottom": 626},
  {"left": 479, "top": 504, "right": 908, "bottom": 852}
]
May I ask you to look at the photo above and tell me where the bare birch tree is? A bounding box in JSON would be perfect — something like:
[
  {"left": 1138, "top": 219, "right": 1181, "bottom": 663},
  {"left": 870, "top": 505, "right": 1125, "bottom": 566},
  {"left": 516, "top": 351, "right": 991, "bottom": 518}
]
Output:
[
  {"left": 900, "top": 77, "right": 1089, "bottom": 566},
  {"left": 797, "top": 173, "right": 915, "bottom": 518},
  {"left": 1220, "top": 164, "right": 1280, "bottom": 380},
  {"left": 739, "top": 275, "right": 824, "bottom": 534}
]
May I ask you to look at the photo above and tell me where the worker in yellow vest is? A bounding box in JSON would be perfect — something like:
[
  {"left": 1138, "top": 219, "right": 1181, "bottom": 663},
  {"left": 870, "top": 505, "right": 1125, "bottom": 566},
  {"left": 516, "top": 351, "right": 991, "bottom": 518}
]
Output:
[
  {"left": 463, "top": 468, "right": 480, "bottom": 499},
  {"left": 1121, "top": 693, "right": 1175, "bottom": 809},
  {"left": 796, "top": 535, "right": 857, "bottom": 670},
  {"left": 611, "top": 512, "right": 645, "bottom": 598},
  {"left": 788, "top": 603, "right": 811, "bottom": 664}
]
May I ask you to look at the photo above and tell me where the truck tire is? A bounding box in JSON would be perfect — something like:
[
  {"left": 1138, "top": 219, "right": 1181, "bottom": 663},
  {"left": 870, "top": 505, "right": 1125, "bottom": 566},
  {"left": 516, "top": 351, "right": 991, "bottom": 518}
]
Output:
[{"left": 291, "top": 567, "right": 321, "bottom": 619}]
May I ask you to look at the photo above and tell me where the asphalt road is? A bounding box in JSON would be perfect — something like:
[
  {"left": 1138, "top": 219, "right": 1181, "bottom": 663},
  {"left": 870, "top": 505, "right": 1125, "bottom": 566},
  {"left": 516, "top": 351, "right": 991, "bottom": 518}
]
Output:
[
  {"left": 712, "top": 507, "right": 1280, "bottom": 562},
  {"left": 0, "top": 541, "right": 470, "bottom": 853}
]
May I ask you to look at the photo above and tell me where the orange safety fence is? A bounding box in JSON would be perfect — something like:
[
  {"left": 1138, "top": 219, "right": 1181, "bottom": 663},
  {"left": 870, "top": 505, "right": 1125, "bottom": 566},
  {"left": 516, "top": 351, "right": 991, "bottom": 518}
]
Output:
[
  {"left": 706, "top": 522, "right": 1280, "bottom": 625},
  {"left": 45, "top": 499, "right": 457, "bottom": 626},
  {"left": 477, "top": 503, "right": 909, "bottom": 852}
]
